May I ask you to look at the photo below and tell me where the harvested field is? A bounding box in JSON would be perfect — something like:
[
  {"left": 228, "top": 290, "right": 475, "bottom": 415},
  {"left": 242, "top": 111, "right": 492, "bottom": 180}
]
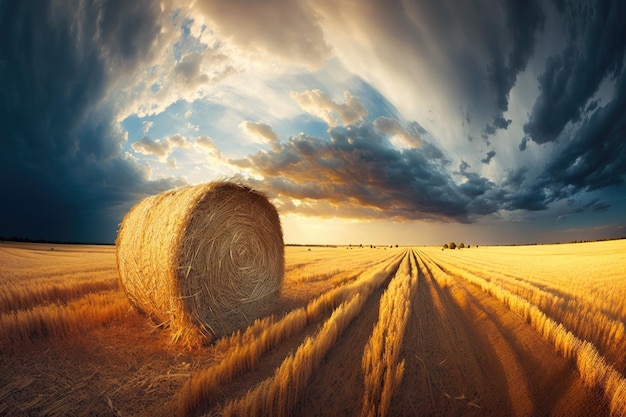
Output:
[{"left": 1, "top": 240, "right": 625, "bottom": 416}]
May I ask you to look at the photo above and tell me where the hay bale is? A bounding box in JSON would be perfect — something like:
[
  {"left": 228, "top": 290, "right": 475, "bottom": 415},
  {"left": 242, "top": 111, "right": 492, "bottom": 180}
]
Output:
[{"left": 116, "top": 181, "right": 284, "bottom": 346}]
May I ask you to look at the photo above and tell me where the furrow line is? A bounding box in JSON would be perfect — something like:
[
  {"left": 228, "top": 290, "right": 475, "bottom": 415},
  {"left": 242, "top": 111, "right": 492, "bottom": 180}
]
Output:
[
  {"left": 219, "top": 248, "right": 408, "bottom": 417},
  {"left": 361, "top": 250, "right": 417, "bottom": 417},
  {"left": 420, "top": 250, "right": 626, "bottom": 416},
  {"left": 177, "top": 250, "right": 404, "bottom": 417}
]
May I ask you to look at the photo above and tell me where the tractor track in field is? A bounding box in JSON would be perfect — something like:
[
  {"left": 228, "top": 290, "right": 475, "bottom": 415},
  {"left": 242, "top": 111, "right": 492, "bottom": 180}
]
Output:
[
  {"left": 1, "top": 244, "right": 619, "bottom": 416},
  {"left": 415, "top": 249, "right": 610, "bottom": 417},
  {"left": 391, "top": 249, "right": 511, "bottom": 416},
  {"left": 296, "top": 280, "right": 390, "bottom": 417},
  {"left": 221, "top": 248, "right": 610, "bottom": 416},
  {"left": 296, "top": 252, "right": 406, "bottom": 417},
  {"left": 189, "top": 251, "right": 405, "bottom": 417}
]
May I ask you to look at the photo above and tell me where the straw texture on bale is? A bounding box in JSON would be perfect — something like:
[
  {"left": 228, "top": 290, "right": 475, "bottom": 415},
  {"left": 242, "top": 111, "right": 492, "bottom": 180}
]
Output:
[{"left": 116, "top": 182, "right": 284, "bottom": 346}]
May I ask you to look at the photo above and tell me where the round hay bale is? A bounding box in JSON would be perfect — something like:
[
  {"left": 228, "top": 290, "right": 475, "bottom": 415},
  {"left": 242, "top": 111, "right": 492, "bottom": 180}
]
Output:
[{"left": 116, "top": 181, "right": 284, "bottom": 346}]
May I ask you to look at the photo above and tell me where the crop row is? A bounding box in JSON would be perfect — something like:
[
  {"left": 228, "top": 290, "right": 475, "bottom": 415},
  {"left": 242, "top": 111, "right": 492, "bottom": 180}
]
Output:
[
  {"left": 419, "top": 248, "right": 626, "bottom": 416},
  {"left": 177, "top": 250, "right": 404, "bottom": 416},
  {"left": 361, "top": 250, "right": 418, "bottom": 417}
]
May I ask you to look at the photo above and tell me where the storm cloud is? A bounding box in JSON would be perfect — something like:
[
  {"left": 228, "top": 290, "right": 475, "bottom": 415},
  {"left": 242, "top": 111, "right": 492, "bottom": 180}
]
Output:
[
  {"left": 233, "top": 121, "right": 501, "bottom": 223},
  {"left": 519, "top": 2, "right": 626, "bottom": 210},
  {"left": 533, "top": 70, "right": 626, "bottom": 201},
  {"left": 2, "top": 0, "right": 625, "bottom": 244},
  {"left": 0, "top": 1, "right": 184, "bottom": 242},
  {"left": 481, "top": 151, "right": 497, "bottom": 165},
  {"left": 524, "top": 2, "right": 626, "bottom": 145},
  {"left": 311, "top": 0, "right": 547, "bottom": 142}
]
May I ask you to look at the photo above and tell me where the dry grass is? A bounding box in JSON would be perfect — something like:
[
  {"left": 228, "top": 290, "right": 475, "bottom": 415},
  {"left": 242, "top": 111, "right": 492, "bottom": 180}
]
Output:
[
  {"left": 221, "top": 293, "right": 367, "bottom": 417},
  {"left": 177, "top": 250, "right": 403, "bottom": 416},
  {"left": 361, "top": 250, "right": 417, "bottom": 417},
  {"left": 421, "top": 241, "right": 626, "bottom": 416},
  {"left": 116, "top": 182, "right": 284, "bottom": 346},
  {"left": 285, "top": 246, "right": 399, "bottom": 286},
  {"left": 2, "top": 241, "right": 624, "bottom": 416},
  {"left": 0, "top": 243, "right": 128, "bottom": 348},
  {"left": 0, "top": 290, "right": 130, "bottom": 346},
  {"left": 0, "top": 278, "right": 118, "bottom": 314},
  {"left": 424, "top": 241, "right": 626, "bottom": 372}
]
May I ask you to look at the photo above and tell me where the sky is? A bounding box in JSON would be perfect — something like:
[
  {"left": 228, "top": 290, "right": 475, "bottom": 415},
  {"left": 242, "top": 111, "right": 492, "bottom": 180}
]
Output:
[{"left": 1, "top": 0, "right": 625, "bottom": 245}]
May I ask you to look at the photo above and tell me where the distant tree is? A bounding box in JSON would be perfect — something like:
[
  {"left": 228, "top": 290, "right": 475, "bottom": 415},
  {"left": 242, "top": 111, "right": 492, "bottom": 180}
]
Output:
[
  {"left": 448, "top": 242, "right": 457, "bottom": 250},
  {"left": 443, "top": 243, "right": 449, "bottom": 249},
  {"left": 395, "top": 244, "right": 398, "bottom": 247},
  {"left": 459, "top": 242, "right": 465, "bottom": 249}
]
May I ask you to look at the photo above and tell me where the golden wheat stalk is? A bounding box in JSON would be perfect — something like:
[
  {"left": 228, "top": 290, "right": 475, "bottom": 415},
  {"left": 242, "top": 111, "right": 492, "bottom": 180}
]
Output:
[{"left": 361, "top": 251, "right": 417, "bottom": 417}]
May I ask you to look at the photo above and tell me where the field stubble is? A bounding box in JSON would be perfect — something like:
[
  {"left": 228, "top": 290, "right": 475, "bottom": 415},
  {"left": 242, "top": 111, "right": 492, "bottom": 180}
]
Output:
[{"left": 0, "top": 241, "right": 625, "bottom": 416}]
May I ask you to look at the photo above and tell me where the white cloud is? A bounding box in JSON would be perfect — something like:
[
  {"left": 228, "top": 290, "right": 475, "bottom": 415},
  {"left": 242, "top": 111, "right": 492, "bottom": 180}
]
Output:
[
  {"left": 195, "top": 136, "right": 224, "bottom": 159},
  {"left": 195, "top": 135, "right": 217, "bottom": 150},
  {"left": 168, "top": 134, "right": 192, "bottom": 149},
  {"left": 142, "top": 120, "right": 154, "bottom": 133},
  {"left": 374, "top": 116, "right": 422, "bottom": 149},
  {"left": 190, "top": 0, "right": 331, "bottom": 69},
  {"left": 115, "top": 1, "right": 544, "bottom": 191},
  {"left": 131, "top": 133, "right": 193, "bottom": 161},
  {"left": 131, "top": 136, "right": 172, "bottom": 160},
  {"left": 174, "top": 51, "right": 210, "bottom": 87},
  {"left": 112, "top": 11, "right": 239, "bottom": 121},
  {"left": 238, "top": 120, "right": 280, "bottom": 147},
  {"left": 290, "top": 89, "right": 367, "bottom": 126}
]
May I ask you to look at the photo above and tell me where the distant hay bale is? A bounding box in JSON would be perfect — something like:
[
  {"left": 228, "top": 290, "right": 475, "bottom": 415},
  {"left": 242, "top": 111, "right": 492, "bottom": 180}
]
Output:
[{"left": 116, "top": 182, "right": 284, "bottom": 346}]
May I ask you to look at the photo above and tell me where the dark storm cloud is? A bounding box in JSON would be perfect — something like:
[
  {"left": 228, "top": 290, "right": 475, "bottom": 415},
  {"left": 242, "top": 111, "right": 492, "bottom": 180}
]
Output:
[
  {"left": 408, "top": 121, "right": 428, "bottom": 136},
  {"left": 0, "top": 1, "right": 184, "bottom": 242},
  {"left": 233, "top": 121, "right": 501, "bottom": 222},
  {"left": 481, "top": 151, "right": 496, "bottom": 165},
  {"left": 505, "top": 187, "right": 548, "bottom": 212},
  {"left": 571, "top": 199, "right": 611, "bottom": 214},
  {"left": 536, "top": 70, "right": 626, "bottom": 198},
  {"left": 502, "top": 1, "right": 626, "bottom": 216},
  {"left": 484, "top": 0, "right": 544, "bottom": 135},
  {"left": 518, "top": 137, "right": 529, "bottom": 151},
  {"left": 312, "top": 0, "right": 547, "bottom": 140},
  {"left": 503, "top": 67, "right": 626, "bottom": 213},
  {"left": 524, "top": 1, "right": 626, "bottom": 144},
  {"left": 513, "top": 1, "right": 626, "bottom": 212},
  {"left": 494, "top": 168, "right": 546, "bottom": 211}
]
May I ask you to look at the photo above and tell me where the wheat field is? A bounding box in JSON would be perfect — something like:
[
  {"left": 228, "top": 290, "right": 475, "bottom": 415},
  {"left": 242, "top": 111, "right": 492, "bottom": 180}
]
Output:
[{"left": 1, "top": 240, "right": 625, "bottom": 416}]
